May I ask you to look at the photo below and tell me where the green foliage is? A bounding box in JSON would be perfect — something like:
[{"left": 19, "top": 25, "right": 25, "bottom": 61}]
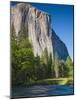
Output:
[
  {"left": 54, "top": 55, "right": 73, "bottom": 78},
  {"left": 40, "top": 49, "right": 53, "bottom": 78},
  {"left": 58, "top": 60, "right": 66, "bottom": 77},
  {"left": 11, "top": 26, "right": 73, "bottom": 86},
  {"left": 54, "top": 55, "right": 60, "bottom": 78},
  {"left": 11, "top": 26, "right": 35, "bottom": 86},
  {"left": 41, "top": 48, "right": 48, "bottom": 64},
  {"left": 65, "top": 56, "right": 73, "bottom": 77}
]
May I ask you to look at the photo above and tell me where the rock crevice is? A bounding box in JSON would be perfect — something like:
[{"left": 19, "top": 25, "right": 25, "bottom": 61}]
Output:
[{"left": 11, "top": 3, "right": 69, "bottom": 61}]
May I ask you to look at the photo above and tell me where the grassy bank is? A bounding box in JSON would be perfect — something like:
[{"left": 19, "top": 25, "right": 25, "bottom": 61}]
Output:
[
  {"left": 34, "top": 77, "right": 73, "bottom": 85},
  {"left": 23, "top": 77, "right": 73, "bottom": 87}
]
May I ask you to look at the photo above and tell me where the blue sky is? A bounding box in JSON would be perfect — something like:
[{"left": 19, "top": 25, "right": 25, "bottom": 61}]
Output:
[{"left": 11, "top": 2, "right": 74, "bottom": 60}]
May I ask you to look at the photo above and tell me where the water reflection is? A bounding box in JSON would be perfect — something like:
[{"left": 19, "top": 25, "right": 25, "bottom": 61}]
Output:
[{"left": 11, "top": 85, "right": 74, "bottom": 98}]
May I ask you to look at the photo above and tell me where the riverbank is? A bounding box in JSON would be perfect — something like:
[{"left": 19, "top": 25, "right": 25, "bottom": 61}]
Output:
[
  {"left": 34, "top": 77, "right": 73, "bottom": 85},
  {"left": 32, "top": 77, "right": 73, "bottom": 85},
  {"left": 11, "top": 77, "right": 74, "bottom": 98},
  {"left": 12, "top": 77, "right": 73, "bottom": 88},
  {"left": 20, "top": 77, "right": 73, "bottom": 87}
]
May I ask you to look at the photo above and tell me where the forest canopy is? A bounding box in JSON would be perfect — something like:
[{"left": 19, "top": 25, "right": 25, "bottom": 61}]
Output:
[{"left": 11, "top": 27, "right": 73, "bottom": 86}]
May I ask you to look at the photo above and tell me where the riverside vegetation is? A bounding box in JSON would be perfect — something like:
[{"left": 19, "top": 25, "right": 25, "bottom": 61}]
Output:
[{"left": 11, "top": 26, "right": 73, "bottom": 87}]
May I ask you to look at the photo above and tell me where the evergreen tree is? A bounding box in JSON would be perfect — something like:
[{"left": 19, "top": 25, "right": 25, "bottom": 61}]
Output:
[
  {"left": 65, "top": 56, "right": 73, "bottom": 77},
  {"left": 54, "top": 54, "right": 59, "bottom": 78}
]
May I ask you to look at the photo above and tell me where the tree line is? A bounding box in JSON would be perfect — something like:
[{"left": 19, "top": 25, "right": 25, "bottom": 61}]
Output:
[{"left": 11, "top": 26, "right": 73, "bottom": 86}]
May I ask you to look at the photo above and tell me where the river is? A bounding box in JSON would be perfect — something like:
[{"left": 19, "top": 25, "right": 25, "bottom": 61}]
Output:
[{"left": 11, "top": 85, "right": 74, "bottom": 98}]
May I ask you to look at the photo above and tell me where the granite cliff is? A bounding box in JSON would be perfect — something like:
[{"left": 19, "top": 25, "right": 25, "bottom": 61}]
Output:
[{"left": 11, "top": 3, "right": 69, "bottom": 61}]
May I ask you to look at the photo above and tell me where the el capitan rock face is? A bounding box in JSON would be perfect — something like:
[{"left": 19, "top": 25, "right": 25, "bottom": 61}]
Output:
[{"left": 11, "top": 3, "right": 69, "bottom": 61}]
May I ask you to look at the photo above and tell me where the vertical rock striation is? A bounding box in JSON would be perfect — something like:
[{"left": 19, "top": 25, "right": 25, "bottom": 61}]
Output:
[{"left": 11, "top": 3, "right": 69, "bottom": 61}]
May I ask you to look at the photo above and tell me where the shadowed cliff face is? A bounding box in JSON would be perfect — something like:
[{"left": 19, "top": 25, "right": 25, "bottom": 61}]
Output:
[
  {"left": 51, "top": 29, "right": 69, "bottom": 61},
  {"left": 11, "top": 3, "right": 69, "bottom": 61}
]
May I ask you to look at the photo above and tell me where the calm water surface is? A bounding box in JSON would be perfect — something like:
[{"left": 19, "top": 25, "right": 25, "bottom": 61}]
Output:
[{"left": 11, "top": 85, "right": 74, "bottom": 98}]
